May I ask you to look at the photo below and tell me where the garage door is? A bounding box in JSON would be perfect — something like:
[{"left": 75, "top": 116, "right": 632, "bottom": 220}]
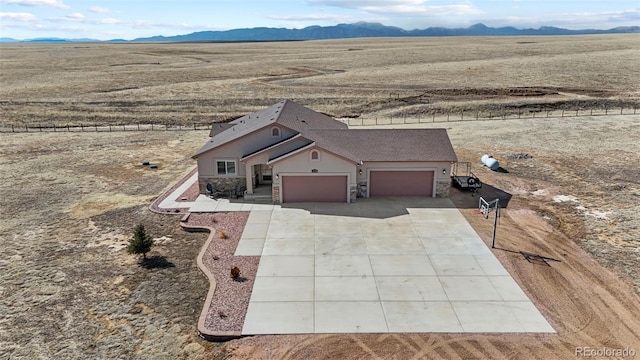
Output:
[
  {"left": 369, "top": 170, "right": 434, "bottom": 197},
  {"left": 282, "top": 176, "right": 348, "bottom": 203}
]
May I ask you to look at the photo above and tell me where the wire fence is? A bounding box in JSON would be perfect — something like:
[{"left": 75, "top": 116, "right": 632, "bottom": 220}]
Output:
[
  {"left": 0, "top": 122, "right": 213, "bottom": 133},
  {"left": 340, "top": 106, "right": 638, "bottom": 127},
  {"left": 0, "top": 107, "right": 637, "bottom": 133}
]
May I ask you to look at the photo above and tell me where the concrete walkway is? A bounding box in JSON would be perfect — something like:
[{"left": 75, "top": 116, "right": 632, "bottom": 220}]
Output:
[
  {"left": 157, "top": 174, "right": 277, "bottom": 212},
  {"left": 236, "top": 199, "right": 555, "bottom": 334}
]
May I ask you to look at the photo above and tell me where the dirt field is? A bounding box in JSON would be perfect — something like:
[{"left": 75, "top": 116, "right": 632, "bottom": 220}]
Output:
[
  {"left": 1, "top": 36, "right": 639, "bottom": 359},
  {"left": 1, "top": 35, "right": 639, "bottom": 127}
]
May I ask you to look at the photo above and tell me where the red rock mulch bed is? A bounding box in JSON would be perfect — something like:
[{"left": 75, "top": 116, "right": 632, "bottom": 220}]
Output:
[
  {"left": 185, "top": 212, "right": 258, "bottom": 333},
  {"left": 175, "top": 180, "right": 200, "bottom": 202},
  {"left": 148, "top": 167, "right": 197, "bottom": 214}
]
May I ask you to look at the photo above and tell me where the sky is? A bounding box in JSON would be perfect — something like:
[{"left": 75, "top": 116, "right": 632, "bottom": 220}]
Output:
[{"left": 1, "top": 0, "right": 638, "bottom": 40}]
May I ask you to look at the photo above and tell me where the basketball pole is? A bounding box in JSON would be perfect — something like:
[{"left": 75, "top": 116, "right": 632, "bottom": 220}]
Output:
[{"left": 491, "top": 206, "right": 498, "bottom": 248}]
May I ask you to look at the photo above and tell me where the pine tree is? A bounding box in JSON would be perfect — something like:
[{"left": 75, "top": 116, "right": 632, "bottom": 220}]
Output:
[{"left": 127, "top": 224, "right": 154, "bottom": 260}]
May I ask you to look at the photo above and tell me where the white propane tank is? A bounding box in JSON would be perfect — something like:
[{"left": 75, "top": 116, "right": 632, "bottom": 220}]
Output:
[{"left": 482, "top": 154, "right": 500, "bottom": 171}]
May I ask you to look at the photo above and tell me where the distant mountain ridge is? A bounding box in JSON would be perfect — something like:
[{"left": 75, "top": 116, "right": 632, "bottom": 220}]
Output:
[
  {"left": 2, "top": 22, "right": 638, "bottom": 43},
  {"left": 131, "top": 22, "right": 640, "bottom": 42}
]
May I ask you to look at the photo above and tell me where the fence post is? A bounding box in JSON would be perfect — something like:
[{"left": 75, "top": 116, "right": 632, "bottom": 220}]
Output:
[
  {"left": 461, "top": 112, "right": 464, "bottom": 121},
  {"left": 26, "top": 125, "right": 28, "bottom": 132},
  {"left": 53, "top": 124, "right": 56, "bottom": 132},
  {"left": 109, "top": 125, "right": 112, "bottom": 132},
  {"left": 447, "top": 113, "right": 449, "bottom": 122},
  {"left": 575, "top": 110, "right": 578, "bottom": 117},
  {"left": 151, "top": 124, "right": 154, "bottom": 131},
  {"left": 620, "top": 107, "right": 623, "bottom": 115},
  {"left": 432, "top": 113, "right": 435, "bottom": 122},
  {"left": 95, "top": 124, "right": 97, "bottom": 132},
  {"left": 605, "top": 107, "right": 608, "bottom": 115},
  {"left": 12, "top": 125, "right": 14, "bottom": 132},
  {"left": 562, "top": 110, "right": 564, "bottom": 117},
  {"left": 81, "top": 124, "right": 84, "bottom": 132}
]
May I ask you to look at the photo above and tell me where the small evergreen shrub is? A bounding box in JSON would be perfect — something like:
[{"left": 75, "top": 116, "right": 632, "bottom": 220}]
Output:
[{"left": 127, "top": 224, "right": 155, "bottom": 260}]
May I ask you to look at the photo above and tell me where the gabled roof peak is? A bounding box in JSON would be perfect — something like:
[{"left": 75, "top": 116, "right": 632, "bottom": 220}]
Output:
[{"left": 194, "top": 100, "right": 347, "bottom": 158}]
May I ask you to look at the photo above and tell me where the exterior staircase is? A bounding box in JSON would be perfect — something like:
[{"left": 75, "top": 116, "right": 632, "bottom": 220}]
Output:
[
  {"left": 243, "top": 193, "right": 273, "bottom": 203},
  {"left": 243, "top": 185, "right": 273, "bottom": 203}
]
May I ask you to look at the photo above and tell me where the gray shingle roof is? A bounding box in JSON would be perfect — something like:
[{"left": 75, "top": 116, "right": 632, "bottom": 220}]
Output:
[
  {"left": 209, "top": 123, "right": 236, "bottom": 137},
  {"left": 307, "top": 129, "right": 458, "bottom": 162},
  {"left": 193, "top": 101, "right": 457, "bottom": 163},
  {"left": 193, "top": 100, "right": 347, "bottom": 158}
]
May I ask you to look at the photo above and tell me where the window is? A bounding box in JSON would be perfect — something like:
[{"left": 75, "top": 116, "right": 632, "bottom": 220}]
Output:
[
  {"left": 310, "top": 150, "right": 320, "bottom": 161},
  {"left": 216, "top": 160, "right": 236, "bottom": 176},
  {"left": 271, "top": 127, "right": 280, "bottom": 138}
]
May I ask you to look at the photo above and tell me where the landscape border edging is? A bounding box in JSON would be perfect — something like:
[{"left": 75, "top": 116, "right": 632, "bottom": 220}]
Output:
[
  {"left": 180, "top": 218, "right": 243, "bottom": 342},
  {"left": 148, "top": 167, "right": 198, "bottom": 215}
]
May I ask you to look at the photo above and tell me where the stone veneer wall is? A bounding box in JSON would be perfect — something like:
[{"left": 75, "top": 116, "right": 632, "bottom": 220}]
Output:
[
  {"left": 272, "top": 184, "right": 280, "bottom": 203},
  {"left": 199, "top": 177, "right": 246, "bottom": 194},
  {"left": 356, "top": 181, "right": 368, "bottom": 198},
  {"left": 350, "top": 185, "right": 358, "bottom": 202},
  {"left": 436, "top": 180, "right": 451, "bottom": 198}
]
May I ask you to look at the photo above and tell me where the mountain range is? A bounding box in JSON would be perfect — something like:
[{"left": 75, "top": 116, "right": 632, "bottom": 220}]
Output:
[{"left": 3, "top": 22, "right": 639, "bottom": 43}]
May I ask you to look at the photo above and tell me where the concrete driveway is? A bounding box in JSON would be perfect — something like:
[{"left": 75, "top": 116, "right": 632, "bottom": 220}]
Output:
[{"left": 235, "top": 197, "right": 554, "bottom": 334}]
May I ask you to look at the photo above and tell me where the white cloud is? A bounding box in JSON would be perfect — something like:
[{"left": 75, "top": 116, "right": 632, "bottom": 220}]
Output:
[
  {"left": 308, "top": 0, "right": 424, "bottom": 7},
  {"left": 307, "top": 0, "right": 483, "bottom": 17},
  {"left": 268, "top": 13, "right": 355, "bottom": 22},
  {"left": 491, "top": 8, "right": 640, "bottom": 29},
  {"left": 65, "top": 12, "right": 84, "bottom": 20},
  {"left": 95, "top": 17, "right": 119, "bottom": 24},
  {"left": 0, "top": 0, "right": 68, "bottom": 9},
  {"left": 0, "top": 11, "right": 36, "bottom": 21},
  {"left": 88, "top": 6, "right": 110, "bottom": 14},
  {"left": 605, "top": 8, "right": 640, "bottom": 22}
]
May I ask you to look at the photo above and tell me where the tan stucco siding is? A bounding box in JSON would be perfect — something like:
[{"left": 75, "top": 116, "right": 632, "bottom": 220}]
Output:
[
  {"left": 196, "top": 126, "right": 297, "bottom": 177},
  {"left": 272, "top": 148, "right": 357, "bottom": 186}
]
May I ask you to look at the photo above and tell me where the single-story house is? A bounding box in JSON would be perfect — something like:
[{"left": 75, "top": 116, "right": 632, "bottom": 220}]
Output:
[{"left": 192, "top": 100, "right": 458, "bottom": 203}]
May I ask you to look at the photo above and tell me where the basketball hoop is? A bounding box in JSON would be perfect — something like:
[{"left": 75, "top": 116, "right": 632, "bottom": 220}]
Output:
[{"left": 478, "top": 197, "right": 500, "bottom": 247}]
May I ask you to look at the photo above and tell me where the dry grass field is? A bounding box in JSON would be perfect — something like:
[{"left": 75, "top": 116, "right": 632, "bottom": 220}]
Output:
[
  {"left": 1, "top": 35, "right": 639, "bottom": 359},
  {"left": 1, "top": 34, "right": 639, "bottom": 127}
]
